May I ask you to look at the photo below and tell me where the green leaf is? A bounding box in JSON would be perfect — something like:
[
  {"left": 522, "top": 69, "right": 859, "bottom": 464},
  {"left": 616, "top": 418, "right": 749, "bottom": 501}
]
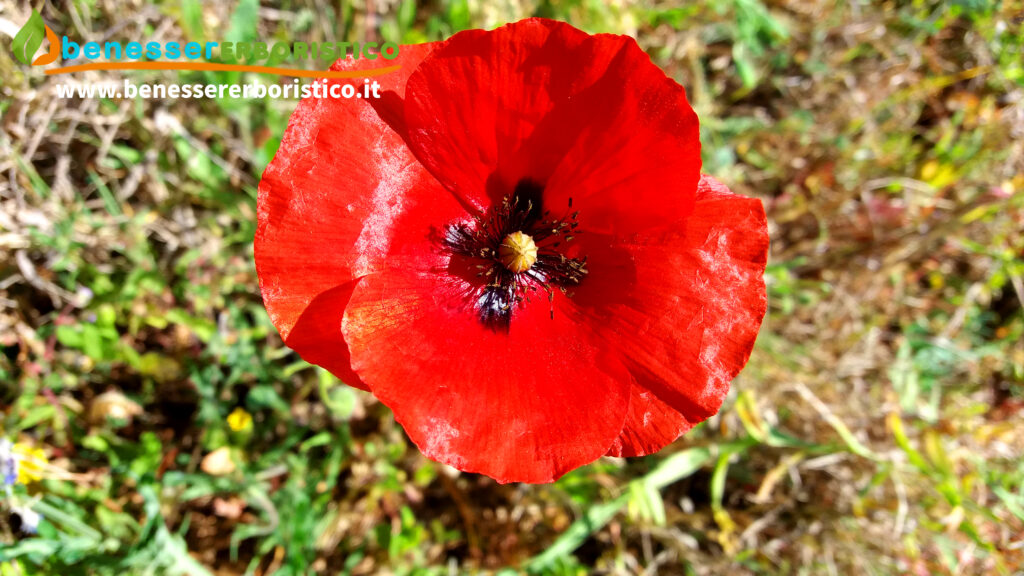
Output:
[
  {"left": 179, "top": 0, "right": 204, "bottom": 40},
  {"left": 733, "top": 43, "right": 758, "bottom": 90},
  {"left": 398, "top": 0, "right": 417, "bottom": 33},
  {"left": 31, "top": 498, "right": 103, "bottom": 543},
  {"left": 55, "top": 324, "right": 83, "bottom": 348},
  {"left": 525, "top": 494, "right": 627, "bottom": 572},
  {"left": 641, "top": 445, "right": 715, "bottom": 490},
  {"left": 165, "top": 308, "right": 216, "bottom": 342},
  {"left": 227, "top": 0, "right": 260, "bottom": 44},
  {"left": 994, "top": 487, "right": 1024, "bottom": 523},
  {"left": 12, "top": 10, "right": 46, "bottom": 66},
  {"left": 525, "top": 446, "right": 716, "bottom": 572},
  {"left": 320, "top": 370, "right": 358, "bottom": 420},
  {"left": 446, "top": 0, "right": 470, "bottom": 32}
]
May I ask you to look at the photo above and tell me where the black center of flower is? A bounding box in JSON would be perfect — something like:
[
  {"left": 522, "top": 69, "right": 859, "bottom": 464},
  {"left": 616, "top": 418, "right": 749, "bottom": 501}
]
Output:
[{"left": 443, "top": 180, "right": 588, "bottom": 331}]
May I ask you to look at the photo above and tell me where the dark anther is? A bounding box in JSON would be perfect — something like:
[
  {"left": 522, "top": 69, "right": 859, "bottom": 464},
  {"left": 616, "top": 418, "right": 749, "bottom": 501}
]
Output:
[
  {"left": 513, "top": 179, "right": 544, "bottom": 226},
  {"left": 478, "top": 285, "right": 514, "bottom": 331}
]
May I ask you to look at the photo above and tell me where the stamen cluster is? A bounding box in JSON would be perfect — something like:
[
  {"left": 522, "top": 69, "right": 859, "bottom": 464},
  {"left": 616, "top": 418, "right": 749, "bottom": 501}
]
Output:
[{"left": 443, "top": 180, "right": 588, "bottom": 330}]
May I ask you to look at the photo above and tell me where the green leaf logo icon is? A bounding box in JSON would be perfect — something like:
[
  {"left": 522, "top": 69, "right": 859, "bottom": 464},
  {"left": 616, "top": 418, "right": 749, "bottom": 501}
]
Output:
[{"left": 12, "top": 10, "right": 46, "bottom": 66}]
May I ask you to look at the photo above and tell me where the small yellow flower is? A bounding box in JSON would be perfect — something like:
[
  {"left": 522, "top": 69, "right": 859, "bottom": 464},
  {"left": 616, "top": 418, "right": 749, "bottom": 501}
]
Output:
[
  {"left": 12, "top": 443, "right": 47, "bottom": 485},
  {"left": 226, "top": 407, "right": 253, "bottom": 432}
]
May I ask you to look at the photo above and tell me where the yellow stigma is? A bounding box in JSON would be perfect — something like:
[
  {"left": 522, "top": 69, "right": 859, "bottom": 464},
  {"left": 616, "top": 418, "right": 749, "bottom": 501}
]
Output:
[{"left": 498, "top": 231, "right": 538, "bottom": 273}]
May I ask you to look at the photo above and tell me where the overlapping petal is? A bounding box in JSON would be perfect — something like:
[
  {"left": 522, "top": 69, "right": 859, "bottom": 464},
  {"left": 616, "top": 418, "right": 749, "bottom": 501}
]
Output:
[
  {"left": 342, "top": 262, "right": 632, "bottom": 483},
  {"left": 254, "top": 44, "right": 440, "bottom": 389},
  {"left": 606, "top": 383, "right": 693, "bottom": 458},
  {"left": 403, "top": 18, "right": 700, "bottom": 230},
  {"left": 569, "top": 175, "right": 768, "bottom": 457}
]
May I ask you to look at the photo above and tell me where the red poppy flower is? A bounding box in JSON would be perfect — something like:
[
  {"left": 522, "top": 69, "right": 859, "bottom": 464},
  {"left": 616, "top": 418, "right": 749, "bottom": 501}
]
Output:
[{"left": 255, "top": 18, "right": 769, "bottom": 484}]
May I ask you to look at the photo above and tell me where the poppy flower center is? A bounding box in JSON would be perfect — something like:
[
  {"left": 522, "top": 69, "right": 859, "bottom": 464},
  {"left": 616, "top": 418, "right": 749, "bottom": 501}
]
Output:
[{"left": 443, "top": 180, "right": 588, "bottom": 331}]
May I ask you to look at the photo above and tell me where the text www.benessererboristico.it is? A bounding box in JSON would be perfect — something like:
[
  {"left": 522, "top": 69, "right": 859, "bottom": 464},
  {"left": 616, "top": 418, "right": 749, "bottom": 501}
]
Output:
[{"left": 53, "top": 78, "right": 384, "bottom": 100}]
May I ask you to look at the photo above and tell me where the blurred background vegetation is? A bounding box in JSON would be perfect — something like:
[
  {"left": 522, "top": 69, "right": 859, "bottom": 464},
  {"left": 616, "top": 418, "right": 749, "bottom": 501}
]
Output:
[{"left": 1, "top": 0, "right": 1023, "bottom": 574}]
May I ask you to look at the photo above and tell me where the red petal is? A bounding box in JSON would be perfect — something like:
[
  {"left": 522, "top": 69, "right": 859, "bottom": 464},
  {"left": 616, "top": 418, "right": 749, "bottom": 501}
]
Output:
[
  {"left": 283, "top": 281, "right": 366, "bottom": 390},
  {"left": 494, "top": 39, "right": 701, "bottom": 234},
  {"left": 341, "top": 264, "right": 632, "bottom": 484},
  {"left": 255, "top": 44, "right": 441, "bottom": 389},
  {"left": 606, "top": 383, "right": 693, "bottom": 458},
  {"left": 572, "top": 175, "right": 768, "bottom": 457},
  {"left": 403, "top": 18, "right": 699, "bottom": 227}
]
